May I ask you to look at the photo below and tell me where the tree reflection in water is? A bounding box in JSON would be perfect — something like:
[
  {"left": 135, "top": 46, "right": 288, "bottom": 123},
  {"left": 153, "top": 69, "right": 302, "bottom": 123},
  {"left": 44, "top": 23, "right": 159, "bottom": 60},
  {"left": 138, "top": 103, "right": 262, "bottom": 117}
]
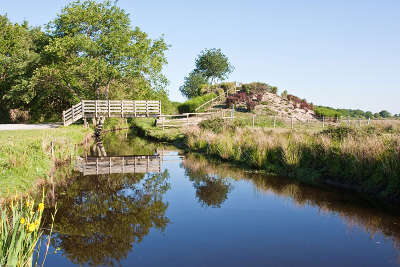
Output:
[
  {"left": 183, "top": 160, "right": 232, "bottom": 208},
  {"left": 44, "top": 170, "right": 170, "bottom": 267},
  {"left": 182, "top": 153, "right": 400, "bottom": 253}
]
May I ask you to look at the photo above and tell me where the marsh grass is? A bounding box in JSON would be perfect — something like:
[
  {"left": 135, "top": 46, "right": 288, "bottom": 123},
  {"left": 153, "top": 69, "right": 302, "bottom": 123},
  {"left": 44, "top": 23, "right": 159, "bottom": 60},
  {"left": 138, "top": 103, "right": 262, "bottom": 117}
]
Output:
[
  {"left": 185, "top": 124, "right": 400, "bottom": 201},
  {"left": 0, "top": 126, "right": 91, "bottom": 197}
]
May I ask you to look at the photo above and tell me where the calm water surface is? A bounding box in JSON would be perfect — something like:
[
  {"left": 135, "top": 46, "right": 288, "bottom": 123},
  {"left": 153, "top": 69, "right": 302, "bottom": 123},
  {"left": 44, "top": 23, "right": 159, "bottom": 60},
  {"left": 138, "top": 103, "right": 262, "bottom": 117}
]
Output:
[{"left": 39, "top": 132, "right": 400, "bottom": 266}]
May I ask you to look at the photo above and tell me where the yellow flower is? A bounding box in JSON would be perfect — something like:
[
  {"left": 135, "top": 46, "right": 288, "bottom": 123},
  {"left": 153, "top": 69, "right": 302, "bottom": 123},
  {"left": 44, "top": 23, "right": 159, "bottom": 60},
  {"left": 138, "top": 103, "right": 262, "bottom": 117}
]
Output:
[
  {"left": 20, "top": 218, "right": 26, "bottom": 225},
  {"left": 27, "top": 223, "right": 36, "bottom": 233},
  {"left": 34, "top": 219, "right": 40, "bottom": 230},
  {"left": 38, "top": 203, "right": 44, "bottom": 212}
]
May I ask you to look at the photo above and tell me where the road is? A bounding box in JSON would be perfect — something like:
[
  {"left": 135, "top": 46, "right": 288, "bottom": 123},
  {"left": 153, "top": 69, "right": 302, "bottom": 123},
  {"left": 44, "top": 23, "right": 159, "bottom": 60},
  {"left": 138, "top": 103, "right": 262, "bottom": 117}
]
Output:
[{"left": 0, "top": 123, "right": 61, "bottom": 131}]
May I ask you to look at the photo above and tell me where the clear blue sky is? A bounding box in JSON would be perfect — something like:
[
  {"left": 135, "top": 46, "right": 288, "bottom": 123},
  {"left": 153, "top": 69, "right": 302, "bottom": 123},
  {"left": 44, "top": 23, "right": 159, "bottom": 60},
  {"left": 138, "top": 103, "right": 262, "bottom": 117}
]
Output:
[{"left": 1, "top": 0, "right": 399, "bottom": 113}]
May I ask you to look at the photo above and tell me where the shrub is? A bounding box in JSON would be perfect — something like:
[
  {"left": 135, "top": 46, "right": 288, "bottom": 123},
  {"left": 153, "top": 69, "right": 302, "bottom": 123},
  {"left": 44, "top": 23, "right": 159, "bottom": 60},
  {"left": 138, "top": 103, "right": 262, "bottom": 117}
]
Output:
[
  {"left": 199, "top": 118, "right": 225, "bottom": 133},
  {"left": 178, "top": 93, "right": 217, "bottom": 113},
  {"left": 9, "top": 109, "right": 30, "bottom": 123},
  {"left": 246, "top": 99, "right": 257, "bottom": 112},
  {"left": 320, "top": 126, "right": 356, "bottom": 140}
]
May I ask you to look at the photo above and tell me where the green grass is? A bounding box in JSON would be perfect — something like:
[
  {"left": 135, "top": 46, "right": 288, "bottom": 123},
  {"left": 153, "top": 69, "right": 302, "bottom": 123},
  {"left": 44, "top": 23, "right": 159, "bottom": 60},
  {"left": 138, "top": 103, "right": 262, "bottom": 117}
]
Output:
[
  {"left": 0, "top": 126, "right": 91, "bottom": 198},
  {"left": 131, "top": 118, "right": 185, "bottom": 144},
  {"left": 177, "top": 93, "right": 217, "bottom": 113}
]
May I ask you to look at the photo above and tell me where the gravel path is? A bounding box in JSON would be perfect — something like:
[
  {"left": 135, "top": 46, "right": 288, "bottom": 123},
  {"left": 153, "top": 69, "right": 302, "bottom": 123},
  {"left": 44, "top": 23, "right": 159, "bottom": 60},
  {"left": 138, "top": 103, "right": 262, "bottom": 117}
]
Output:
[{"left": 0, "top": 123, "right": 61, "bottom": 131}]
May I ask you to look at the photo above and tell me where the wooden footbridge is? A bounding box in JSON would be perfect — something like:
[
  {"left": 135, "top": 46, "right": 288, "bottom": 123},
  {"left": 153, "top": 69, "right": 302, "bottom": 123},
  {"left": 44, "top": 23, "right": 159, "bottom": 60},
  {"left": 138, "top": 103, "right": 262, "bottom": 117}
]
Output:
[{"left": 63, "top": 100, "right": 161, "bottom": 126}]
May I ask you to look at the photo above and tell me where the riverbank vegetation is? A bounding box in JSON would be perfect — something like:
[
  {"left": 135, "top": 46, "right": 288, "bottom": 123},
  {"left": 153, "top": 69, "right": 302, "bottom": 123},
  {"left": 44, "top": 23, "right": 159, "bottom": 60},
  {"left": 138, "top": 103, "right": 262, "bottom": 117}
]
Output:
[
  {"left": 0, "top": 126, "right": 91, "bottom": 198},
  {"left": 184, "top": 120, "right": 400, "bottom": 201},
  {"left": 0, "top": 193, "right": 56, "bottom": 267}
]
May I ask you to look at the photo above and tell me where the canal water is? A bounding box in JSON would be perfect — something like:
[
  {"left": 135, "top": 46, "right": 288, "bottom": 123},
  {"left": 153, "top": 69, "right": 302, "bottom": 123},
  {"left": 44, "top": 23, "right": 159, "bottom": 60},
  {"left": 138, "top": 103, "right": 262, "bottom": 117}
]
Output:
[{"left": 40, "top": 132, "right": 400, "bottom": 266}]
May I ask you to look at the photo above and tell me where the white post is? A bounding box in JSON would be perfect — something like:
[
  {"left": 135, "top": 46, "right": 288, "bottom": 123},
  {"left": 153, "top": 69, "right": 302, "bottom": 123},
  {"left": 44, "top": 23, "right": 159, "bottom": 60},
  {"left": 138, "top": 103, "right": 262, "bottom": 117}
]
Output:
[
  {"left": 252, "top": 114, "right": 255, "bottom": 127},
  {"left": 134, "top": 101, "right": 136, "bottom": 117},
  {"left": 95, "top": 101, "right": 98, "bottom": 118},
  {"left": 368, "top": 117, "right": 370, "bottom": 125},
  {"left": 322, "top": 116, "right": 325, "bottom": 128},
  {"left": 273, "top": 116, "right": 276, "bottom": 128},
  {"left": 108, "top": 100, "right": 110, "bottom": 117},
  {"left": 291, "top": 117, "right": 293, "bottom": 129},
  {"left": 186, "top": 113, "right": 189, "bottom": 127},
  {"left": 146, "top": 101, "right": 149, "bottom": 117},
  {"left": 72, "top": 105, "right": 75, "bottom": 122},
  {"left": 162, "top": 116, "right": 165, "bottom": 131},
  {"left": 63, "top": 110, "right": 66, "bottom": 126}
]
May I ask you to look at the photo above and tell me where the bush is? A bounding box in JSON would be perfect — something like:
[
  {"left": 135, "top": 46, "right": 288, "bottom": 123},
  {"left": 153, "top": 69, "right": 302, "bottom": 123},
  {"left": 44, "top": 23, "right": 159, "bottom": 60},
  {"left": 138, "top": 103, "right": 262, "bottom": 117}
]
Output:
[
  {"left": 199, "top": 118, "right": 225, "bottom": 133},
  {"left": 9, "top": 109, "right": 30, "bottom": 123},
  {"left": 246, "top": 99, "right": 257, "bottom": 112},
  {"left": 320, "top": 126, "right": 356, "bottom": 140},
  {"left": 178, "top": 93, "right": 217, "bottom": 113}
]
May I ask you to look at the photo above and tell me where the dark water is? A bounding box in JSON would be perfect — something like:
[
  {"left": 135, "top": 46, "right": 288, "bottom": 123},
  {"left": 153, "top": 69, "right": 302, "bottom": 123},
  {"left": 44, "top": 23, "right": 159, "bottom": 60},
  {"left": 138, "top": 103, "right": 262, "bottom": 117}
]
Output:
[{"left": 39, "top": 132, "right": 400, "bottom": 267}]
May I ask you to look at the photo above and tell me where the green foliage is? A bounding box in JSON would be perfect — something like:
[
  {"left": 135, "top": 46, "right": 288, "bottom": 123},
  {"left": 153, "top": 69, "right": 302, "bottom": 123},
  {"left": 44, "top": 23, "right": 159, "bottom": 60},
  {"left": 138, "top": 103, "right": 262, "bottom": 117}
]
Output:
[
  {"left": 314, "top": 106, "right": 341, "bottom": 118},
  {"left": 177, "top": 93, "right": 217, "bottom": 113},
  {"left": 199, "top": 118, "right": 225, "bottom": 133},
  {"left": 179, "top": 71, "right": 208, "bottom": 98},
  {"left": 1, "top": 194, "right": 55, "bottom": 267},
  {"left": 0, "top": 15, "right": 48, "bottom": 122},
  {"left": 194, "top": 48, "right": 234, "bottom": 84},
  {"left": 0, "top": 1, "right": 170, "bottom": 122},
  {"left": 320, "top": 126, "right": 356, "bottom": 141},
  {"left": 379, "top": 110, "right": 392, "bottom": 118},
  {"left": 314, "top": 106, "right": 393, "bottom": 119}
]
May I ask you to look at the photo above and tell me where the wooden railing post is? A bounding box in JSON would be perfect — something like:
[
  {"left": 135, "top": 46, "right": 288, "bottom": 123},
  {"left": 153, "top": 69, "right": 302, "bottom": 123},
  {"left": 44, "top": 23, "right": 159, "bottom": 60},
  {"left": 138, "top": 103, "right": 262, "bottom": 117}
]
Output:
[
  {"left": 121, "top": 100, "right": 123, "bottom": 118},
  {"left": 186, "top": 113, "right": 189, "bottom": 127},
  {"left": 108, "top": 100, "right": 110, "bottom": 117},
  {"left": 72, "top": 105, "right": 75, "bottom": 122},
  {"left": 146, "top": 101, "right": 149, "bottom": 117},
  {"left": 134, "top": 101, "right": 136, "bottom": 117},
  {"left": 63, "top": 110, "right": 66, "bottom": 126},
  {"left": 159, "top": 101, "right": 162, "bottom": 116},
  {"left": 95, "top": 101, "right": 98, "bottom": 118}
]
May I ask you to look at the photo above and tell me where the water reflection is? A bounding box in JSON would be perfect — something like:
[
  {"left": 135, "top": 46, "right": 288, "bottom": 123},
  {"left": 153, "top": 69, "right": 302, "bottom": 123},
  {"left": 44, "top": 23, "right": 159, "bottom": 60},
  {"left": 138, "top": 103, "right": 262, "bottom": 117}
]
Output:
[
  {"left": 182, "top": 153, "right": 400, "bottom": 251},
  {"left": 183, "top": 161, "right": 232, "bottom": 208},
  {"left": 44, "top": 170, "right": 170, "bottom": 266}
]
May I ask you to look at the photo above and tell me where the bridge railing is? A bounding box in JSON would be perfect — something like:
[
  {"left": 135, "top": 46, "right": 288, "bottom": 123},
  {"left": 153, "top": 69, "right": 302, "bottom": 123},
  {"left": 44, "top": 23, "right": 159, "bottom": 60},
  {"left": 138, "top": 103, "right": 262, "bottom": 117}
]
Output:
[{"left": 63, "top": 100, "right": 161, "bottom": 126}]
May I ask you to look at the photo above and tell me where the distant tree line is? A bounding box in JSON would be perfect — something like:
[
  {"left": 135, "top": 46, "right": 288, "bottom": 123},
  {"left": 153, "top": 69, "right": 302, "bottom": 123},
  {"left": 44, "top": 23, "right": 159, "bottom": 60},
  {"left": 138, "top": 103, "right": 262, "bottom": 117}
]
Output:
[
  {"left": 0, "top": 0, "right": 171, "bottom": 122},
  {"left": 314, "top": 106, "right": 395, "bottom": 119}
]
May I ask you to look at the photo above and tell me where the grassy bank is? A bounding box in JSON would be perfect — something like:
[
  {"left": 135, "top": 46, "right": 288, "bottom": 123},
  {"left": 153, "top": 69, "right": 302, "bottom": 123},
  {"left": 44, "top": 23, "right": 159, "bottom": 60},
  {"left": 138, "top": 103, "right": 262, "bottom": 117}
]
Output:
[
  {"left": 131, "top": 118, "right": 185, "bottom": 144},
  {"left": 0, "top": 126, "right": 91, "bottom": 198},
  {"left": 184, "top": 123, "right": 400, "bottom": 202}
]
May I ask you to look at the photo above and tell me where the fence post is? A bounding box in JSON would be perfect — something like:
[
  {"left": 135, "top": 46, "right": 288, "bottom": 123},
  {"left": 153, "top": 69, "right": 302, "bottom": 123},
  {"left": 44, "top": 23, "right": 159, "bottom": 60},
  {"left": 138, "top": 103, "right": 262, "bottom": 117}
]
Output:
[
  {"left": 252, "top": 114, "right": 255, "bottom": 127},
  {"left": 134, "top": 101, "right": 136, "bottom": 117},
  {"left": 232, "top": 104, "right": 235, "bottom": 119},
  {"left": 146, "top": 101, "right": 149, "bottom": 117},
  {"left": 121, "top": 100, "right": 123, "bottom": 118},
  {"left": 159, "top": 101, "right": 162, "bottom": 116},
  {"left": 273, "top": 116, "right": 276, "bottom": 128},
  {"left": 359, "top": 119, "right": 361, "bottom": 127},
  {"left": 72, "top": 105, "right": 75, "bottom": 122},
  {"left": 81, "top": 101, "right": 85, "bottom": 118},
  {"left": 291, "top": 117, "right": 293, "bottom": 129},
  {"left": 186, "top": 113, "right": 189, "bottom": 127},
  {"left": 162, "top": 116, "right": 165, "bottom": 131},
  {"left": 95, "top": 101, "right": 98, "bottom": 118},
  {"left": 368, "top": 118, "right": 370, "bottom": 125},
  {"left": 347, "top": 117, "right": 350, "bottom": 126},
  {"left": 322, "top": 116, "right": 325, "bottom": 128},
  {"left": 62, "top": 111, "right": 65, "bottom": 126}
]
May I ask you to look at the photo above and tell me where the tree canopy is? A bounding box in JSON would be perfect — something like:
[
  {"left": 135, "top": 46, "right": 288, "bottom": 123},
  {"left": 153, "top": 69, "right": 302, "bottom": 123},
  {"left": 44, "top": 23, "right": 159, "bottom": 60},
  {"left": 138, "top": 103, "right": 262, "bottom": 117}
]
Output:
[
  {"left": 0, "top": 0, "right": 170, "bottom": 122},
  {"left": 179, "top": 48, "right": 233, "bottom": 99}
]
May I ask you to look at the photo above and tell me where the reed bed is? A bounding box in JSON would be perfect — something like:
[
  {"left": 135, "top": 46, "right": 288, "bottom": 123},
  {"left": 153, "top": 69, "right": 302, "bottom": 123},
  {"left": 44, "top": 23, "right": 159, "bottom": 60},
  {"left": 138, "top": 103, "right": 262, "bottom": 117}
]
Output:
[{"left": 185, "top": 123, "right": 400, "bottom": 201}]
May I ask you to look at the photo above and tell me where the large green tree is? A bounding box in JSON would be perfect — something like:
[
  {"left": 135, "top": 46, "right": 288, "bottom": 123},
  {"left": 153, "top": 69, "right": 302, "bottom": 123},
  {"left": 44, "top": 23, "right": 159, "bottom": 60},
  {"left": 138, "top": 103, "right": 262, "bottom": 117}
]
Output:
[
  {"left": 0, "top": 15, "right": 47, "bottom": 121},
  {"left": 30, "top": 0, "right": 169, "bottom": 120},
  {"left": 194, "top": 48, "right": 233, "bottom": 84},
  {"left": 179, "top": 70, "right": 208, "bottom": 99}
]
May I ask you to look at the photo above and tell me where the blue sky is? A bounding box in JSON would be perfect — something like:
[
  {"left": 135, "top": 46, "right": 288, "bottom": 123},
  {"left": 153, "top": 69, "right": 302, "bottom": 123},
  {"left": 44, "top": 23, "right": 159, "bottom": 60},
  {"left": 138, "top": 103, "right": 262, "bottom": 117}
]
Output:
[{"left": 1, "top": 0, "right": 399, "bottom": 113}]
